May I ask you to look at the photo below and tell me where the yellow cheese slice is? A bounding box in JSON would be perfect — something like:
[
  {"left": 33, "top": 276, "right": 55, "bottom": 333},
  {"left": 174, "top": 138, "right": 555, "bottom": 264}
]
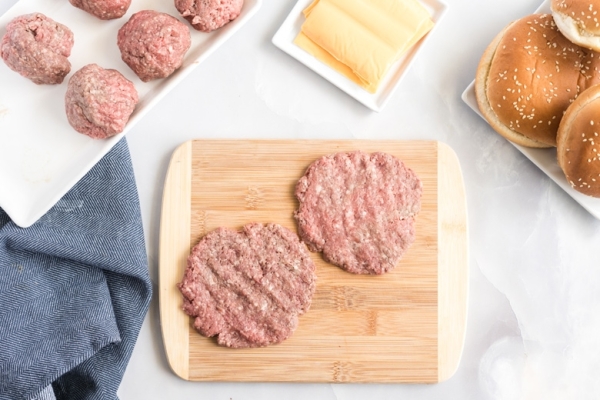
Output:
[
  {"left": 294, "top": 32, "right": 367, "bottom": 88},
  {"left": 295, "top": 0, "right": 434, "bottom": 93}
]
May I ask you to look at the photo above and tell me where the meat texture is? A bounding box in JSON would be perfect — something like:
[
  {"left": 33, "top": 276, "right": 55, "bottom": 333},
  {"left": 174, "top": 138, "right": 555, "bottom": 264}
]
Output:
[
  {"left": 69, "top": 0, "right": 132, "bottom": 20},
  {"left": 179, "top": 223, "right": 317, "bottom": 348},
  {"left": 117, "top": 10, "right": 191, "bottom": 82},
  {"left": 174, "top": 0, "right": 244, "bottom": 32},
  {"left": 65, "top": 63, "right": 138, "bottom": 139},
  {"left": 294, "top": 151, "right": 422, "bottom": 275},
  {"left": 1, "top": 13, "right": 74, "bottom": 84}
]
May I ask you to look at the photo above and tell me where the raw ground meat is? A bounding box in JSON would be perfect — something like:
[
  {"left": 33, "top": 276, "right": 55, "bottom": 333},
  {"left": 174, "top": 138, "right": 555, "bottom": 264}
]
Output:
[
  {"left": 294, "top": 151, "right": 422, "bottom": 275},
  {"left": 69, "top": 0, "right": 132, "bottom": 20},
  {"left": 179, "top": 223, "right": 316, "bottom": 348},
  {"left": 0, "top": 13, "right": 74, "bottom": 85},
  {"left": 117, "top": 10, "right": 191, "bottom": 82},
  {"left": 174, "top": 0, "right": 244, "bottom": 32},
  {"left": 65, "top": 64, "right": 138, "bottom": 139}
]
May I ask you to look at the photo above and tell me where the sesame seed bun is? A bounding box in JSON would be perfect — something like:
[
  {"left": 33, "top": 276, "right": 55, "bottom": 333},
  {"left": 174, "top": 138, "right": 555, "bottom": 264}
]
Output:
[
  {"left": 557, "top": 83, "right": 600, "bottom": 197},
  {"left": 552, "top": 0, "right": 600, "bottom": 51},
  {"left": 475, "top": 14, "right": 600, "bottom": 148}
]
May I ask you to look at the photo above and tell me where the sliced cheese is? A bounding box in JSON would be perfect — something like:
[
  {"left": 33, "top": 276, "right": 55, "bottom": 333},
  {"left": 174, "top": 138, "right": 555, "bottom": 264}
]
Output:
[
  {"left": 294, "top": 32, "right": 367, "bottom": 88},
  {"left": 295, "top": 0, "right": 434, "bottom": 93}
]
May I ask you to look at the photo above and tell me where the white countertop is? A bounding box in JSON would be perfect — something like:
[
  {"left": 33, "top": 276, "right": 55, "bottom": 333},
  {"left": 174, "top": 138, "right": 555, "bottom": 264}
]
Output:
[{"left": 4, "top": 0, "right": 600, "bottom": 398}]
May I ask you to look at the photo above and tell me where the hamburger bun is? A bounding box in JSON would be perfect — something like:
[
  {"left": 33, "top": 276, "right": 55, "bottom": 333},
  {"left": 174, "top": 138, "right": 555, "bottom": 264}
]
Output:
[
  {"left": 557, "top": 83, "right": 600, "bottom": 197},
  {"left": 552, "top": 0, "right": 600, "bottom": 51},
  {"left": 475, "top": 14, "right": 600, "bottom": 148}
]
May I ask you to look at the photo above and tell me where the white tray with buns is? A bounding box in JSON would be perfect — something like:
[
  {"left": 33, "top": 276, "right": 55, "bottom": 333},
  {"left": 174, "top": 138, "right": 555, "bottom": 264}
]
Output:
[
  {"left": 0, "top": 0, "right": 261, "bottom": 228},
  {"left": 272, "top": 0, "right": 447, "bottom": 112},
  {"left": 462, "top": 0, "right": 600, "bottom": 220}
]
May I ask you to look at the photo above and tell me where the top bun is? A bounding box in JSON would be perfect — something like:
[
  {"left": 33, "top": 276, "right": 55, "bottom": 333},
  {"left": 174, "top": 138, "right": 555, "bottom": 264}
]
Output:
[
  {"left": 552, "top": 0, "right": 600, "bottom": 51},
  {"left": 475, "top": 14, "right": 600, "bottom": 148},
  {"left": 557, "top": 83, "right": 600, "bottom": 197}
]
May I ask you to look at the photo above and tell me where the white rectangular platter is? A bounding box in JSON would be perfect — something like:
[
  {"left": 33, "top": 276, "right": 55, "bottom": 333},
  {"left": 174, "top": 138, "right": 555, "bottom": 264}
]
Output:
[
  {"left": 272, "top": 0, "right": 447, "bottom": 113},
  {"left": 0, "top": 0, "right": 261, "bottom": 228},
  {"left": 461, "top": 0, "right": 600, "bottom": 220}
]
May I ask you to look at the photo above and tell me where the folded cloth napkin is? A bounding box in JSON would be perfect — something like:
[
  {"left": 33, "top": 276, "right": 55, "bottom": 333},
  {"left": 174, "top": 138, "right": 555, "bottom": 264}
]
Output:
[{"left": 0, "top": 138, "right": 152, "bottom": 400}]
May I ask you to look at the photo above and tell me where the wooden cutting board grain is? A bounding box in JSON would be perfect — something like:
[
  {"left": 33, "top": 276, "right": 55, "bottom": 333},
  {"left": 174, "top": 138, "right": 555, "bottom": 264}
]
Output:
[{"left": 159, "top": 140, "right": 468, "bottom": 383}]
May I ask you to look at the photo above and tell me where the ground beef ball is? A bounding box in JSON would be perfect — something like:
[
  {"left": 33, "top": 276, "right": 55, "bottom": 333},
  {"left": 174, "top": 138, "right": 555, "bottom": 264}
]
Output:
[
  {"left": 117, "top": 10, "right": 191, "bottom": 82},
  {"left": 179, "top": 223, "right": 316, "bottom": 348},
  {"left": 0, "top": 13, "right": 74, "bottom": 85},
  {"left": 294, "top": 151, "right": 422, "bottom": 275},
  {"left": 69, "top": 0, "right": 132, "bottom": 20},
  {"left": 65, "top": 64, "right": 138, "bottom": 139},
  {"left": 175, "top": 0, "right": 244, "bottom": 32}
]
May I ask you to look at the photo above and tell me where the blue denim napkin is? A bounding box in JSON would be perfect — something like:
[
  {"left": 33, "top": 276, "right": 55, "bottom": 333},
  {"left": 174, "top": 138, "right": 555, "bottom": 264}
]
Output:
[{"left": 0, "top": 138, "right": 152, "bottom": 400}]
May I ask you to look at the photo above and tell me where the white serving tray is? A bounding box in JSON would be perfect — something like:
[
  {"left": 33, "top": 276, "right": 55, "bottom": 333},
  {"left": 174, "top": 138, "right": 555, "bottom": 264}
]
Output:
[
  {"left": 0, "top": 0, "right": 261, "bottom": 228},
  {"left": 272, "top": 0, "right": 447, "bottom": 112},
  {"left": 461, "top": 0, "right": 600, "bottom": 220}
]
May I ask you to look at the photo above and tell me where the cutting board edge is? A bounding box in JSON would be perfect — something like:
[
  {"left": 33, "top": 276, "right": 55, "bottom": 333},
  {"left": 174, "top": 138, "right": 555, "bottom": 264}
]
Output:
[
  {"left": 437, "top": 141, "right": 469, "bottom": 382},
  {"left": 159, "top": 140, "right": 193, "bottom": 381}
]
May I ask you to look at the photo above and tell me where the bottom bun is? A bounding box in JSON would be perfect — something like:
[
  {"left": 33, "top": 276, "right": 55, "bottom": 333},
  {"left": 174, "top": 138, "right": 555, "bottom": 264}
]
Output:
[{"left": 557, "top": 84, "right": 600, "bottom": 197}]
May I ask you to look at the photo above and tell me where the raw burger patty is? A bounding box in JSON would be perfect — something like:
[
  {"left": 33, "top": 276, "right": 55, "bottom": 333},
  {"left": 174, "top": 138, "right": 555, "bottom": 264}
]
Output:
[
  {"left": 117, "top": 10, "right": 191, "bottom": 82},
  {"left": 0, "top": 13, "right": 73, "bottom": 85},
  {"left": 294, "top": 151, "right": 422, "bottom": 275},
  {"left": 175, "top": 0, "right": 243, "bottom": 32},
  {"left": 179, "top": 223, "right": 316, "bottom": 348},
  {"left": 69, "top": 0, "right": 132, "bottom": 20},
  {"left": 65, "top": 64, "right": 138, "bottom": 139}
]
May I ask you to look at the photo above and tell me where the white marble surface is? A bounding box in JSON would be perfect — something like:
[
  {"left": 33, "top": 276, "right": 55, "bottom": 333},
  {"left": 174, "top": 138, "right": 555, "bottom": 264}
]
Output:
[{"left": 4, "top": 0, "right": 600, "bottom": 398}]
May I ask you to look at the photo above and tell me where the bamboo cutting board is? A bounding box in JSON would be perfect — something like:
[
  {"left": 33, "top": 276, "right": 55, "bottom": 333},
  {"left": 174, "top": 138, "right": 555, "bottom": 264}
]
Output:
[{"left": 159, "top": 140, "right": 468, "bottom": 383}]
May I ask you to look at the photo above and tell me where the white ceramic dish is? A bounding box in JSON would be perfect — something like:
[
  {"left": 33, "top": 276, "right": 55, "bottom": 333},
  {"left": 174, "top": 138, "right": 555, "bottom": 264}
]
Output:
[
  {"left": 0, "top": 0, "right": 261, "bottom": 228},
  {"left": 461, "top": 0, "right": 600, "bottom": 220},
  {"left": 272, "top": 0, "right": 447, "bottom": 112}
]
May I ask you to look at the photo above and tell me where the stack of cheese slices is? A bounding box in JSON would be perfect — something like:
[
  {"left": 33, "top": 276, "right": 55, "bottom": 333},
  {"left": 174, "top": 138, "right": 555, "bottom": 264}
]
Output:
[
  {"left": 475, "top": 0, "right": 600, "bottom": 198},
  {"left": 295, "top": 0, "right": 434, "bottom": 94}
]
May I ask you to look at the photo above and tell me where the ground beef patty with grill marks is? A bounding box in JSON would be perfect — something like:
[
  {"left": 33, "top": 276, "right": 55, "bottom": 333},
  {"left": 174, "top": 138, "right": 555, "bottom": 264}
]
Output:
[
  {"left": 117, "top": 10, "right": 191, "bottom": 82},
  {"left": 179, "top": 223, "right": 316, "bottom": 348},
  {"left": 175, "top": 0, "right": 244, "bottom": 32},
  {"left": 1, "top": 13, "right": 74, "bottom": 85},
  {"left": 69, "top": 0, "right": 132, "bottom": 20},
  {"left": 294, "top": 151, "right": 422, "bottom": 275},
  {"left": 65, "top": 64, "right": 138, "bottom": 139}
]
